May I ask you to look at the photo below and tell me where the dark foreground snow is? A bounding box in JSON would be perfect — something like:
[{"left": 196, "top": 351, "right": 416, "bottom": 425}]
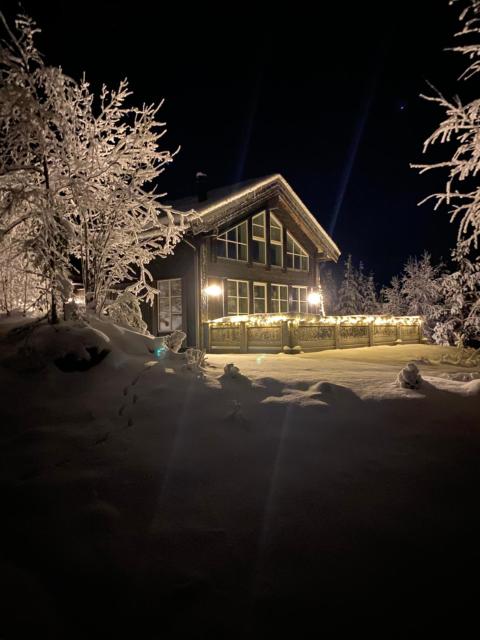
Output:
[{"left": 1, "top": 320, "right": 479, "bottom": 638}]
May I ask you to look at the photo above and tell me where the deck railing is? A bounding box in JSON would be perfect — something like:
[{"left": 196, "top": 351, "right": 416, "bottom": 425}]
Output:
[{"left": 204, "top": 314, "right": 423, "bottom": 353}]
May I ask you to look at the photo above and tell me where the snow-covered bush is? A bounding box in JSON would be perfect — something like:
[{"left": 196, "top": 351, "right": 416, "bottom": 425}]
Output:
[
  {"left": 396, "top": 362, "right": 422, "bottom": 390},
  {"left": 161, "top": 330, "right": 186, "bottom": 353},
  {"left": 106, "top": 292, "right": 148, "bottom": 334},
  {"left": 184, "top": 348, "right": 207, "bottom": 370}
]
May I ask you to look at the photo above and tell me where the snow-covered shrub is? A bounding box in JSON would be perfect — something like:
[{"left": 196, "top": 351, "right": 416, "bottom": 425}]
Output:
[
  {"left": 162, "top": 330, "right": 186, "bottom": 353},
  {"left": 396, "top": 362, "right": 422, "bottom": 390},
  {"left": 106, "top": 292, "right": 148, "bottom": 334},
  {"left": 224, "top": 363, "right": 240, "bottom": 378},
  {"left": 184, "top": 348, "right": 207, "bottom": 370}
]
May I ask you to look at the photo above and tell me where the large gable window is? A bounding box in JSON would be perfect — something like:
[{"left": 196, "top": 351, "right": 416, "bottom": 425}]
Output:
[
  {"left": 217, "top": 221, "right": 248, "bottom": 261},
  {"left": 252, "top": 212, "right": 266, "bottom": 263},
  {"left": 227, "top": 279, "right": 249, "bottom": 315},
  {"left": 287, "top": 232, "right": 309, "bottom": 271},
  {"left": 271, "top": 284, "right": 288, "bottom": 313},
  {"left": 270, "top": 213, "right": 283, "bottom": 267}
]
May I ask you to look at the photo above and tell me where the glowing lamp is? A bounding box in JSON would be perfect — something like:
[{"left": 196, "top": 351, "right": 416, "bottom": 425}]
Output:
[
  {"left": 307, "top": 291, "right": 321, "bottom": 305},
  {"left": 205, "top": 284, "right": 222, "bottom": 297}
]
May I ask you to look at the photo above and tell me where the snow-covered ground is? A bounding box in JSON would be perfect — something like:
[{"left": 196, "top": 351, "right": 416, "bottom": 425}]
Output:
[{"left": 1, "top": 319, "right": 479, "bottom": 638}]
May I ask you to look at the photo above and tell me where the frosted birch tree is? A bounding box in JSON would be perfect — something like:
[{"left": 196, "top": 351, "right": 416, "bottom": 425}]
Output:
[
  {"left": 413, "top": 0, "right": 480, "bottom": 252},
  {"left": 0, "top": 13, "right": 188, "bottom": 321}
]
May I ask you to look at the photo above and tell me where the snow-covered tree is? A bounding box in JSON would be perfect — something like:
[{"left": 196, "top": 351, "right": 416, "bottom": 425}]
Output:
[
  {"left": 0, "top": 14, "right": 188, "bottom": 322},
  {"left": 401, "top": 251, "right": 443, "bottom": 336},
  {"left": 357, "top": 262, "right": 378, "bottom": 314},
  {"left": 337, "top": 254, "right": 362, "bottom": 314},
  {"left": 412, "top": 0, "right": 480, "bottom": 251},
  {"left": 381, "top": 275, "right": 407, "bottom": 315},
  {"left": 0, "top": 229, "right": 44, "bottom": 315},
  {"left": 432, "top": 245, "right": 480, "bottom": 346}
]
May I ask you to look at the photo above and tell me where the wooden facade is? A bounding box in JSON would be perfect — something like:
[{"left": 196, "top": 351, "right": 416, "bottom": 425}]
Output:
[{"left": 141, "top": 175, "right": 340, "bottom": 348}]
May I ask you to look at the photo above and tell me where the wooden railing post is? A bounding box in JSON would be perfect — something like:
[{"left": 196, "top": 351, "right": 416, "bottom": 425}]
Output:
[
  {"left": 368, "top": 320, "right": 374, "bottom": 347},
  {"left": 240, "top": 322, "right": 247, "bottom": 353},
  {"left": 334, "top": 324, "right": 341, "bottom": 349},
  {"left": 281, "top": 320, "right": 291, "bottom": 350}
]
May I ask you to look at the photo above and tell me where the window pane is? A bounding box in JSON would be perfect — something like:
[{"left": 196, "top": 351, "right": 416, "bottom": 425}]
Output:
[
  {"left": 254, "top": 285, "right": 264, "bottom": 298},
  {"left": 227, "top": 243, "right": 237, "bottom": 259},
  {"left": 272, "top": 286, "right": 279, "bottom": 300},
  {"left": 291, "top": 288, "right": 298, "bottom": 302},
  {"left": 253, "top": 240, "right": 265, "bottom": 263},
  {"left": 227, "top": 280, "right": 236, "bottom": 297},
  {"left": 171, "top": 296, "right": 182, "bottom": 314},
  {"left": 287, "top": 235, "right": 293, "bottom": 252},
  {"left": 238, "top": 222, "right": 247, "bottom": 243},
  {"left": 254, "top": 299, "right": 265, "bottom": 313},
  {"left": 239, "top": 298, "right": 248, "bottom": 314},
  {"left": 227, "top": 228, "right": 236, "bottom": 242},
  {"left": 270, "top": 228, "right": 281, "bottom": 243},
  {"left": 172, "top": 315, "right": 182, "bottom": 330},
  {"left": 299, "top": 288, "right": 307, "bottom": 302},
  {"left": 301, "top": 256, "right": 308, "bottom": 271},
  {"left": 158, "top": 281, "right": 169, "bottom": 297},
  {"left": 270, "top": 244, "right": 282, "bottom": 266},
  {"left": 238, "top": 282, "right": 248, "bottom": 298},
  {"left": 171, "top": 280, "right": 181, "bottom": 296},
  {"left": 300, "top": 301, "right": 308, "bottom": 314},
  {"left": 217, "top": 240, "right": 226, "bottom": 258},
  {"left": 227, "top": 297, "right": 237, "bottom": 314},
  {"left": 238, "top": 243, "right": 247, "bottom": 261},
  {"left": 159, "top": 316, "right": 170, "bottom": 331}
]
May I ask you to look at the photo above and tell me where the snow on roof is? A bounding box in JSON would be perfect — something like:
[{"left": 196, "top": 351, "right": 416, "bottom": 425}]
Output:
[{"left": 170, "top": 174, "right": 340, "bottom": 261}]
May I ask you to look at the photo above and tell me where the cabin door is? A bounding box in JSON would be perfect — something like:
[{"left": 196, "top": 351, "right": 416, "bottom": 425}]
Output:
[{"left": 157, "top": 278, "right": 183, "bottom": 334}]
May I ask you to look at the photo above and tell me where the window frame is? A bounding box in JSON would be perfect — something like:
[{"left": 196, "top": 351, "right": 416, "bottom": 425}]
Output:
[
  {"left": 291, "top": 285, "right": 308, "bottom": 314},
  {"left": 286, "top": 231, "right": 309, "bottom": 272},
  {"left": 253, "top": 281, "right": 267, "bottom": 314},
  {"left": 216, "top": 220, "right": 248, "bottom": 262},
  {"left": 157, "top": 278, "right": 183, "bottom": 333},
  {"left": 271, "top": 283, "right": 289, "bottom": 313},
  {"left": 269, "top": 213, "right": 283, "bottom": 268},
  {"left": 226, "top": 279, "right": 249, "bottom": 315}
]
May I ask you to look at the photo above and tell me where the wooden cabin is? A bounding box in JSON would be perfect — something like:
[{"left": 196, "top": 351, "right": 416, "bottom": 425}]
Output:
[{"left": 141, "top": 174, "right": 340, "bottom": 348}]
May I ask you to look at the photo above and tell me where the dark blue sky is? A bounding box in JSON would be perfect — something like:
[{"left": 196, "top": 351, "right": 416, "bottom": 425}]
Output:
[{"left": 2, "top": 1, "right": 465, "bottom": 283}]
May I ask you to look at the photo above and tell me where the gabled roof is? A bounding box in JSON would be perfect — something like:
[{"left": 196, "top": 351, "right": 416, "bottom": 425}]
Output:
[{"left": 171, "top": 174, "right": 340, "bottom": 262}]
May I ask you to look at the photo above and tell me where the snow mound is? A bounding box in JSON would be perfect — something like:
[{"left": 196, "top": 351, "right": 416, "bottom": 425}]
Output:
[
  {"left": 464, "top": 379, "right": 480, "bottom": 396},
  {"left": 87, "top": 315, "right": 155, "bottom": 356},
  {"left": 396, "top": 362, "right": 422, "bottom": 389},
  {"left": 2, "top": 320, "right": 111, "bottom": 372}
]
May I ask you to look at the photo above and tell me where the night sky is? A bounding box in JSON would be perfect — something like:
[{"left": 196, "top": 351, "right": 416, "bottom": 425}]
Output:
[{"left": 2, "top": 1, "right": 466, "bottom": 283}]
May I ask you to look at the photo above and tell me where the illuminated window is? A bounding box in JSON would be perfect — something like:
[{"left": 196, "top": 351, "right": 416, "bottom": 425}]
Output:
[
  {"left": 252, "top": 212, "right": 266, "bottom": 263},
  {"left": 217, "top": 221, "right": 248, "bottom": 261},
  {"left": 227, "top": 279, "right": 249, "bottom": 315},
  {"left": 291, "top": 286, "right": 308, "bottom": 313},
  {"left": 271, "top": 284, "right": 288, "bottom": 313},
  {"left": 253, "top": 282, "right": 267, "bottom": 313},
  {"left": 286, "top": 232, "right": 309, "bottom": 271},
  {"left": 269, "top": 213, "right": 283, "bottom": 267},
  {"left": 158, "top": 278, "right": 182, "bottom": 332}
]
